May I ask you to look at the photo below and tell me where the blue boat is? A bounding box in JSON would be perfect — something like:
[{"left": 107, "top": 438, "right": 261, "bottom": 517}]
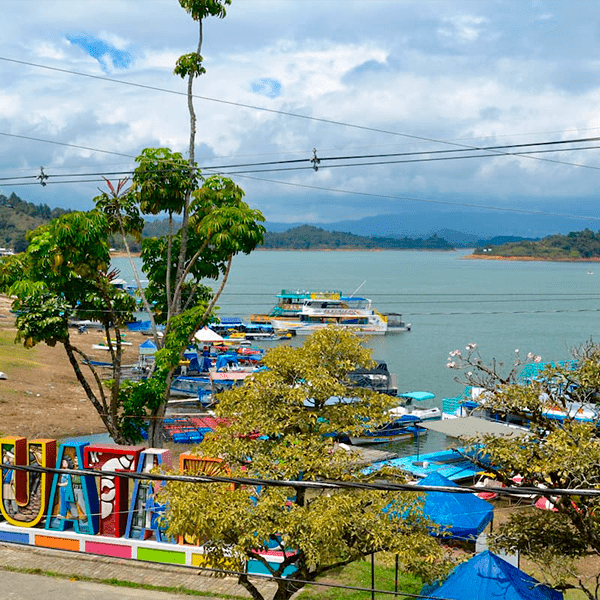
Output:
[
  {"left": 346, "top": 414, "right": 426, "bottom": 446},
  {"left": 363, "top": 447, "right": 489, "bottom": 482}
]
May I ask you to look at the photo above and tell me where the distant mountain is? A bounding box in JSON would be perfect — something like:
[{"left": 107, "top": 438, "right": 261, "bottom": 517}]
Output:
[
  {"left": 266, "top": 208, "right": 599, "bottom": 241},
  {"left": 262, "top": 225, "right": 454, "bottom": 250},
  {"left": 0, "top": 193, "right": 71, "bottom": 252}
]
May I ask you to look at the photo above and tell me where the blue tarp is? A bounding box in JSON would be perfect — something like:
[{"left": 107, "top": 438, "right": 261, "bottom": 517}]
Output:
[
  {"left": 216, "top": 354, "right": 239, "bottom": 371},
  {"left": 422, "top": 551, "right": 563, "bottom": 600},
  {"left": 417, "top": 472, "right": 494, "bottom": 540}
]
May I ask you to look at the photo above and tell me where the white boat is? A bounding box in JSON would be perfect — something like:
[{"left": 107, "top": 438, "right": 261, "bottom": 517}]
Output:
[
  {"left": 271, "top": 296, "right": 389, "bottom": 335},
  {"left": 388, "top": 391, "right": 441, "bottom": 421}
]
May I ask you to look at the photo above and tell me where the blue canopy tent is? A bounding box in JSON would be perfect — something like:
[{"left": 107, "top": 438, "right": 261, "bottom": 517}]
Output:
[
  {"left": 417, "top": 471, "right": 494, "bottom": 540},
  {"left": 422, "top": 550, "right": 563, "bottom": 600}
]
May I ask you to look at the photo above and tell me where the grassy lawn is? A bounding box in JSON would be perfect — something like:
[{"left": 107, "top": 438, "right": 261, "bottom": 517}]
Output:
[{"left": 294, "top": 558, "right": 423, "bottom": 600}]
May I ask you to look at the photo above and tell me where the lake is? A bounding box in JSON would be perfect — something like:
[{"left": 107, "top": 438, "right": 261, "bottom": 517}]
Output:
[{"left": 112, "top": 250, "right": 600, "bottom": 454}]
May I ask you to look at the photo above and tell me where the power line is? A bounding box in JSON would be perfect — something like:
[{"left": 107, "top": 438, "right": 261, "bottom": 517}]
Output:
[
  {"left": 230, "top": 173, "right": 600, "bottom": 222},
  {"left": 1, "top": 55, "right": 599, "bottom": 173},
  {"left": 6, "top": 462, "right": 600, "bottom": 499},
  {"left": 2, "top": 133, "right": 600, "bottom": 184}
]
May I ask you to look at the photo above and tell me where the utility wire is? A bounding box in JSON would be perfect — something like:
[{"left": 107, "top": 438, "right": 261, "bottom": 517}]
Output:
[
  {"left": 5, "top": 463, "right": 600, "bottom": 499},
  {"left": 229, "top": 173, "right": 600, "bottom": 222},
  {"left": 2, "top": 134, "right": 600, "bottom": 183},
  {"left": 0, "top": 55, "right": 598, "bottom": 173}
]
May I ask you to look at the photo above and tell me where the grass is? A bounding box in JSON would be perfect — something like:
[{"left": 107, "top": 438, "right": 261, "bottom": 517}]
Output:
[
  {"left": 0, "top": 330, "right": 42, "bottom": 370},
  {"left": 294, "top": 559, "right": 424, "bottom": 600}
]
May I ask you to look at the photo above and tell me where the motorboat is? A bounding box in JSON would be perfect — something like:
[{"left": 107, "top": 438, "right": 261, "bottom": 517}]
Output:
[{"left": 388, "top": 391, "right": 441, "bottom": 420}]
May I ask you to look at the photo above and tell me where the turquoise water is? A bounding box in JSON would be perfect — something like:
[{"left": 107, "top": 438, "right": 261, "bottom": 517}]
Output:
[{"left": 112, "top": 250, "right": 600, "bottom": 453}]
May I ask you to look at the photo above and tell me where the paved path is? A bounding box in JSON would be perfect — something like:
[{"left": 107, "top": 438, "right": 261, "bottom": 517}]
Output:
[{"left": 0, "top": 542, "right": 278, "bottom": 599}]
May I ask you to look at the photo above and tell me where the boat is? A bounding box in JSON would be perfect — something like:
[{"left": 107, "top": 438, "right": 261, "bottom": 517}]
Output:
[
  {"left": 252, "top": 289, "right": 411, "bottom": 335},
  {"left": 249, "top": 289, "right": 342, "bottom": 324},
  {"left": 363, "top": 447, "right": 490, "bottom": 483},
  {"left": 270, "top": 296, "right": 390, "bottom": 335},
  {"left": 388, "top": 391, "right": 441, "bottom": 420},
  {"left": 346, "top": 361, "right": 398, "bottom": 396},
  {"left": 345, "top": 415, "right": 426, "bottom": 445}
]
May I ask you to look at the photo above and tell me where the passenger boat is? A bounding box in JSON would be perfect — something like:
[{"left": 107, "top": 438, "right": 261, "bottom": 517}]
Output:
[
  {"left": 271, "top": 296, "right": 391, "bottom": 335},
  {"left": 252, "top": 289, "right": 411, "bottom": 335},
  {"left": 249, "top": 289, "right": 342, "bottom": 324}
]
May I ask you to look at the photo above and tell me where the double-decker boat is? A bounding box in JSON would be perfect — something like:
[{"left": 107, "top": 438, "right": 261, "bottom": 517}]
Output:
[
  {"left": 271, "top": 296, "right": 393, "bottom": 335},
  {"left": 249, "top": 289, "right": 342, "bottom": 324}
]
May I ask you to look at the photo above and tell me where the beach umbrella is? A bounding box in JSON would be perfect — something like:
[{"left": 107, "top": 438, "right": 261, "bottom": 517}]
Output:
[
  {"left": 421, "top": 550, "right": 563, "bottom": 600},
  {"left": 194, "top": 327, "right": 224, "bottom": 343}
]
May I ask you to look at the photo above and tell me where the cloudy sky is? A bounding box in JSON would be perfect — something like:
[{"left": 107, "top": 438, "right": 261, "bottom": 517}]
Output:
[{"left": 1, "top": 0, "right": 600, "bottom": 230}]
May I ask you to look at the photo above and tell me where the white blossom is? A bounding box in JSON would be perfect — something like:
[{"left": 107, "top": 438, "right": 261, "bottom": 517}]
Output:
[
  {"left": 465, "top": 342, "right": 478, "bottom": 351},
  {"left": 446, "top": 361, "right": 457, "bottom": 369},
  {"left": 534, "top": 355, "right": 542, "bottom": 363}
]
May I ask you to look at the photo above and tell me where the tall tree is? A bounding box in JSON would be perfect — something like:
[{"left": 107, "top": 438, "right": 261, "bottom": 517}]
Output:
[
  {"left": 97, "top": 0, "right": 265, "bottom": 447},
  {"left": 1, "top": 0, "right": 264, "bottom": 446},
  {"left": 159, "top": 327, "right": 454, "bottom": 600},
  {"left": 448, "top": 342, "right": 600, "bottom": 600}
]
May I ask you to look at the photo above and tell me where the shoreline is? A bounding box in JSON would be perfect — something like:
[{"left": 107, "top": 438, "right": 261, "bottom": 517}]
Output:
[
  {"left": 463, "top": 253, "right": 600, "bottom": 263},
  {"left": 110, "top": 248, "right": 454, "bottom": 257}
]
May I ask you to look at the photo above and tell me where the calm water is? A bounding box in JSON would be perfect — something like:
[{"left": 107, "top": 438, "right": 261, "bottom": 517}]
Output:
[{"left": 113, "top": 250, "right": 600, "bottom": 454}]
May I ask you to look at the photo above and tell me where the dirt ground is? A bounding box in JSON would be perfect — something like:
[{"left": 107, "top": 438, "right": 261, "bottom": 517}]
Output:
[{"left": 0, "top": 294, "right": 149, "bottom": 440}]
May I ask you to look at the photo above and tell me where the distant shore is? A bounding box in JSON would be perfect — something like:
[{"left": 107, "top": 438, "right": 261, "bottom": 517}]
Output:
[
  {"left": 464, "top": 253, "right": 600, "bottom": 262},
  {"left": 110, "top": 248, "right": 454, "bottom": 258}
]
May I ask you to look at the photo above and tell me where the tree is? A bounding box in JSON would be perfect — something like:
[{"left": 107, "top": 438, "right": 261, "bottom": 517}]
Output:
[
  {"left": 93, "top": 0, "right": 265, "bottom": 447},
  {"left": 0, "top": 211, "right": 139, "bottom": 443},
  {"left": 0, "top": 0, "right": 265, "bottom": 446},
  {"left": 447, "top": 341, "right": 600, "bottom": 600},
  {"left": 159, "top": 327, "right": 453, "bottom": 600}
]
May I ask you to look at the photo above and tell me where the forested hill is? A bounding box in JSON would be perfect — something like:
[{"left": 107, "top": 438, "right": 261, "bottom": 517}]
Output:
[
  {"left": 261, "top": 225, "right": 454, "bottom": 250},
  {"left": 0, "top": 193, "right": 71, "bottom": 252},
  {"left": 472, "top": 229, "right": 600, "bottom": 259}
]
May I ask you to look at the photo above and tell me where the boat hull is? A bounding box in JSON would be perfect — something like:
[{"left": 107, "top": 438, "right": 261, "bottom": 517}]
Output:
[
  {"left": 348, "top": 426, "right": 425, "bottom": 445},
  {"left": 270, "top": 319, "right": 387, "bottom": 335}
]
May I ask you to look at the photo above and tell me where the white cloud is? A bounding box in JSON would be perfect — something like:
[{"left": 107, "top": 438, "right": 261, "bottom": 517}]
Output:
[
  {"left": 438, "top": 15, "right": 488, "bottom": 43},
  {"left": 1, "top": 0, "right": 600, "bottom": 226}
]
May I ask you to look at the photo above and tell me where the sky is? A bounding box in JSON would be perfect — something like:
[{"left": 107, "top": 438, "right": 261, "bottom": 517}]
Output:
[{"left": 1, "top": 0, "right": 600, "bottom": 232}]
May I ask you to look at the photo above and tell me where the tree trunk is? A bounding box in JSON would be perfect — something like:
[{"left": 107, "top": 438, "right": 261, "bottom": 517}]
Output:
[{"left": 237, "top": 573, "right": 265, "bottom": 600}]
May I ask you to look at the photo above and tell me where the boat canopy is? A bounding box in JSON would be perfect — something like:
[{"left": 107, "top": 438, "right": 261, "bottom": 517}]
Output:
[{"left": 400, "top": 391, "right": 435, "bottom": 402}]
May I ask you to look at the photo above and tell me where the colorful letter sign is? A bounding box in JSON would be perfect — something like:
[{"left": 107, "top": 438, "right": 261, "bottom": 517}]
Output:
[{"left": 1, "top": 436, "right": 56, "bottom": 527}]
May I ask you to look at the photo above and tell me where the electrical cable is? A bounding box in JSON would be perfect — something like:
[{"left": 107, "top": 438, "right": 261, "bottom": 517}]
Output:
[
  {"left": 2, "top": 133, "right": 600, "bottom": 183},
  {"left": 5, "top": 462, "right": 600, "bottom": 499},
  {"left": 224, "top": 172, "right": 600, "bottom": 222},
  {"left": 0, "top": 55, "right": 598, "bottom": 173}
]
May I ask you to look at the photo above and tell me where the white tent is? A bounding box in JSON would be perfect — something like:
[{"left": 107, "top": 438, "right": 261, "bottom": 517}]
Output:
[{"left": 194, "top": 327, "right": 224, "bottom": 343}]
